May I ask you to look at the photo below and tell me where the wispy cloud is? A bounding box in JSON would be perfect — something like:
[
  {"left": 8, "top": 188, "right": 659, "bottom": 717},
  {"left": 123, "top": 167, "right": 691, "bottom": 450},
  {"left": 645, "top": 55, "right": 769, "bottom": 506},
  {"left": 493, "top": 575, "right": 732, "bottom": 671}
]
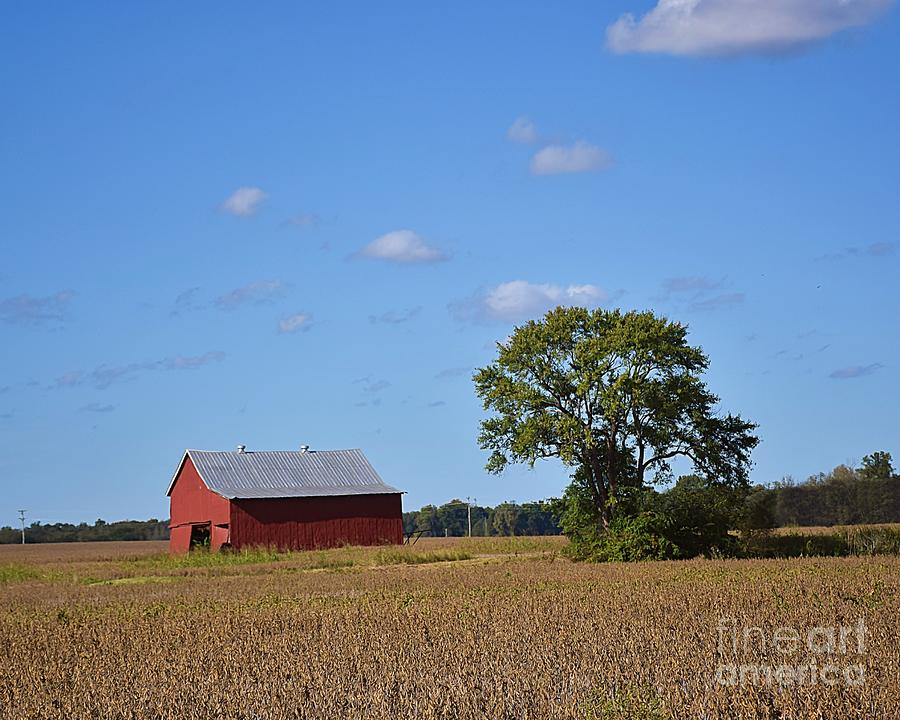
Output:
[
  {"left": 352, "top": 375, "right": 392, "bottom": 395},
  {"left": 507, "top": 116, "right": 538, "bottom": 145},
  {"left": 278, "top": 312, "right": 313, "bottom": 334},
  {"left": 358, "top": 230, "right": 447, "bottom": 264},
  {"left": 0, "top": 290, "right": 74, "bottom": 327},
  {"left": 658, "top": 275, "right": 743, "bottom": 312},
  {"left": 453, "top": 280, "right": 608, "bottom": 323},
  {"left": 817, "top": 242, "right": 895, "bottom": 261},
  {"left": 368, "top": 307, "right": 422, "bottom": 325},
  {"left": 530, "top": 142, "right": 612, "bottom": 176},
  {"left": 606, "top": 0, "right": 893, "bottom": 57},
  {"left": 79, "top": 403, "right": 116, "bottom": 413},
  {"left": 354, "top": 398, "right": 383, "bottom": 408},
  {"left": 435, "top": 367, "right": 471, "bottom": 380},
  {"left": 53, "top": 371, "right": 84, "bottom": 388},
  {"left": 53, "top": 351, "right": 225, "bottom": 390},
  {"left": 688, "top": 293, "right": 745, "bottom": 312},
  {"left": 215, "top": 280, "right": 285, "bottom": 310},
  {"left": 162, "top": 352, "right": 225, "bottom": 370},
  {"left": 661, "top": 276, "right": 722, "bottom": 298},
  {"left": 170, "top": 287, "right": 204, "bottom": 317},
  {"left": 284, "top": 212, "right": 319, "bottom": 228},
  {"left": 363, "top": 379, "right": 391, "bottom": 394},
  {"left": 220, "top": 187, "right": 267, "bottom": 217},
  {"left": 829, "top": 363, "right": 884, "bottom": 380},
  {"left": 428, "top": 400, "right": 447, "bottom": 408}
]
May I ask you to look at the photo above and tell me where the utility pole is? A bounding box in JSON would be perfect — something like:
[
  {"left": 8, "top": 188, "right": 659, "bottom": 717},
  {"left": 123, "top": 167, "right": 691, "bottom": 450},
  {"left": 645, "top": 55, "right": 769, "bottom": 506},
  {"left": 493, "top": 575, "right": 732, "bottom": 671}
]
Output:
[
  {"left": 466, "top": 497, "right": 476, "bottom": 537},
  {"left": 17, "top": 510, "right": 26, "bottom": 545}
]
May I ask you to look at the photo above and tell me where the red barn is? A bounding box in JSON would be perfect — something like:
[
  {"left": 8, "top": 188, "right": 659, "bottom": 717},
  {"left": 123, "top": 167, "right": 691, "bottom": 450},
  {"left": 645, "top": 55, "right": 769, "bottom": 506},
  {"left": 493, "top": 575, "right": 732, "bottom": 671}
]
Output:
[{"left": 167, "top": 446, "right": 403, "bottom": 553}]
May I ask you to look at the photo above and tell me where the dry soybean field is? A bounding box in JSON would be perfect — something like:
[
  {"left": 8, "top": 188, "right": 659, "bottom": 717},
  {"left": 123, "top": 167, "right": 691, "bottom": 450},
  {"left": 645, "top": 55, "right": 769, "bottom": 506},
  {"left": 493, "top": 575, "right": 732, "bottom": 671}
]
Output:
[{"left": 0, "top": 538, "right": 898, "bottom": 719}]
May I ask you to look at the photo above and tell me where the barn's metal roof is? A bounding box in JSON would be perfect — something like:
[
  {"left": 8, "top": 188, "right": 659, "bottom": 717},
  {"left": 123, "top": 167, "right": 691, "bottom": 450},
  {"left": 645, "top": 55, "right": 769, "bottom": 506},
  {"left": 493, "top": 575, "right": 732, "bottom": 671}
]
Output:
[{"left": 167, "top": 449, "right": 402, "bottom": 499}]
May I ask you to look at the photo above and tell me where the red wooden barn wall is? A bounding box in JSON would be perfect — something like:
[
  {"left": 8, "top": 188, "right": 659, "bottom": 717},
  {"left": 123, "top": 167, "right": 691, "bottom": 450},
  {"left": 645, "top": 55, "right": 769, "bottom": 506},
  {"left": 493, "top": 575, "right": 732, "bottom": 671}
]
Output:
[
  {"left": 169, "top": 456, "right": 403, "bottom": 553},
  {"left": 229, "top": 494, "right": 403, "bottom": 550},
  {"left": 168, "top": 456, "right": 231, "bottom": 553}
]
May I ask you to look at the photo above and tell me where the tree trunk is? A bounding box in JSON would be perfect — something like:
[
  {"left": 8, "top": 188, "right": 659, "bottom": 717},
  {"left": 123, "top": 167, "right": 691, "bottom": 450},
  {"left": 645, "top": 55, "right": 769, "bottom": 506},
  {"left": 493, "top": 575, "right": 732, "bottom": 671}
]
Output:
[
  {"left": 587, "top": 450, "right": 610, "bottom": 530},
  {"left": 606, "top": 433, "right": 619, "bottom": 505}
]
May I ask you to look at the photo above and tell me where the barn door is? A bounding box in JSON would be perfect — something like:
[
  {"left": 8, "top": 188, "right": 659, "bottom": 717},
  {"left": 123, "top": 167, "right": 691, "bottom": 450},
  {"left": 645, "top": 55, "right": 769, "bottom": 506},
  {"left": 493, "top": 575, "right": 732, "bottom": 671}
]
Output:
[{"left": 189, "top": 523, "right": 211, "bottom": 551}]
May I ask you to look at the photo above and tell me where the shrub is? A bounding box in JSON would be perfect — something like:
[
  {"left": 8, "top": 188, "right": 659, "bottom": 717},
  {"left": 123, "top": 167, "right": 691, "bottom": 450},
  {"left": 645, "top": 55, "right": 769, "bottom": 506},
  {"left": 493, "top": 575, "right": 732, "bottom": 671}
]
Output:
[{"left": 566, "top": 513, "right": 679, "bottom": 562}]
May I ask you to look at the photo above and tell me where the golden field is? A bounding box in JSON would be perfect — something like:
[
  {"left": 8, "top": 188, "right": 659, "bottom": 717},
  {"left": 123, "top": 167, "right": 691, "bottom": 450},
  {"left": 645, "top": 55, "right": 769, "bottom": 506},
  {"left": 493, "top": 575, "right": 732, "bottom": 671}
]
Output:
[{"left": 0, "top": 538, "right": 897, "bottom": 719}]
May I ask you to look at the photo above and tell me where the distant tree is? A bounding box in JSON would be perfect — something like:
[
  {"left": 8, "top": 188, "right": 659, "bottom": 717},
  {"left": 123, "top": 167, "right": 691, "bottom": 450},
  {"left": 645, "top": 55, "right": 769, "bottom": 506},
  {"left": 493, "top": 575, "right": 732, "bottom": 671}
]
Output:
[
  {"left": 436, "top": 500, "right": 469, "bottom": 536},
  {"left": 859, "top": 451, "right": 894, "bottom": 481},
  {"left": 492, "top": 503, "right": 522, "bottom": 536},
  {"left": 474, "top": 307, "right": 759, "bottom": 530},
  {"left": 0, "top": 518, "right": 169, "bottom": 544},
  {"left": 738, "top": 486, "right": 777, "bottom": 533},
  {"left": 414, "top": 505, "right": 440, "bottom": 535}
]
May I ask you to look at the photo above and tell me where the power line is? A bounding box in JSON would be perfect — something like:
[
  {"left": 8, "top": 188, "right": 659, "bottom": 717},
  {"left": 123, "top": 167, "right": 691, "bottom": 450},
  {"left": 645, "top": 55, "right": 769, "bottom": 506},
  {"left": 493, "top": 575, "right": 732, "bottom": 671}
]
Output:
[{"left": 16, "top": 510, "right": 26, "bottom": 545}]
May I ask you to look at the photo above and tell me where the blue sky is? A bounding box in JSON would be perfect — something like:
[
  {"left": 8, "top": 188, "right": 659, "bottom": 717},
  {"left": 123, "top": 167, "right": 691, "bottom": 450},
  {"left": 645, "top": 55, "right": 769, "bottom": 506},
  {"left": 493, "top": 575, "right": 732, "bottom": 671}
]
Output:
[{"left": 1, "top": 1, "right": 898, "bottom": 524}]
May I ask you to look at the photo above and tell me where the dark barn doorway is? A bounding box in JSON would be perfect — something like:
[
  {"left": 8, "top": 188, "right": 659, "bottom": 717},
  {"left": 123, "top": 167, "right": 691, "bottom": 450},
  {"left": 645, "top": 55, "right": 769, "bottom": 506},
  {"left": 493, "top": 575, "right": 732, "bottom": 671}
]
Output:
[{"left": 189, "top": 523, "right": 211, "bottom": 550}]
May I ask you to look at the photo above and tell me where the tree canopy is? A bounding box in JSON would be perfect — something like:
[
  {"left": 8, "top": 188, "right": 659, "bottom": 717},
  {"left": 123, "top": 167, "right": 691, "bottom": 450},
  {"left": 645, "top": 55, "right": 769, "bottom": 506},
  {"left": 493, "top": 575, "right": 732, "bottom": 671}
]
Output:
[
  {"left": 859, "top": 451, "right": 894, "bottom": 481},
  {"left": 474, "top": 307, "right": 759, "bottom": 528}
]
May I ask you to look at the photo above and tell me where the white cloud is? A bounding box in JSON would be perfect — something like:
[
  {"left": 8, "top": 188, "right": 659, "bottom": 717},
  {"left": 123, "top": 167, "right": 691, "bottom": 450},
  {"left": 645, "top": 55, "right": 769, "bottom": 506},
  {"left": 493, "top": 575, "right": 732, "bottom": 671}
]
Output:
[
  {"left": 606, "top": 0, "right": 894, "bottom": 57},
  {"left": 220, "top": 187, "right": 267, "bottom": 217},
  {"left": 507, "top": 116, "right": 538, "bottom": 144},
  {"left": 455, "top": 280, "right": 608, "bottom": 323},
  {"left": 215, "top": 280, "right": 285, "bottom": 309},
  {"left": 530, "top": 142, "right": 612, "bottom": 176},
  {"left": 359, "top": 230, "right": 447, "bottom": 264},
  {"left": 278, "top": 313, "right": 312, "bottom": 334}
]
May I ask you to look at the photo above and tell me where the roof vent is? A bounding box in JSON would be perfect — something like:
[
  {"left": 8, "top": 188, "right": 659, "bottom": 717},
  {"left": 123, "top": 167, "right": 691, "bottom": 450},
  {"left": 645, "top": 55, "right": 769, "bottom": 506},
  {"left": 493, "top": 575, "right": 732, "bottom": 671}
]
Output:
[
  {"left": 236, "top": 444, "right": 246, "bottom": 454},
  {"left": 299, "top": 444, "right": 310, "bottom": 454}
]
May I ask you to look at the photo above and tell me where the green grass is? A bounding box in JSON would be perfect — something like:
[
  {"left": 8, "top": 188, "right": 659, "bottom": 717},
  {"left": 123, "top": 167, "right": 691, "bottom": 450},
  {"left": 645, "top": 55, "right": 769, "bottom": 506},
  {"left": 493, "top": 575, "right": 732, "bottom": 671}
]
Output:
[
  {"left": 1, "top": 538, "right": 555, "bottom": 586},
  {"left": 88, "top": 575, "right": 182, "bottom": 586},
  {"left": 131, "top": 546, "right": 295, "bottom": 570},
  {"left": 0, "top": 563, "right": 41, "bottom": 584},
  {"left": 374, "top": 548, "right": 472, "bottom": 565}
]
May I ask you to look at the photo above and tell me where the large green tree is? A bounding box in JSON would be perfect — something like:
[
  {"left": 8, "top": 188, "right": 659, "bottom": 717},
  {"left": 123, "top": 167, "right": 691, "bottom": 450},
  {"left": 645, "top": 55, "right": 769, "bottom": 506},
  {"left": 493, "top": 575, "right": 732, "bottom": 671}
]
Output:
[{"left": 474, "top": 307, "right": 759, "bottom": 529}]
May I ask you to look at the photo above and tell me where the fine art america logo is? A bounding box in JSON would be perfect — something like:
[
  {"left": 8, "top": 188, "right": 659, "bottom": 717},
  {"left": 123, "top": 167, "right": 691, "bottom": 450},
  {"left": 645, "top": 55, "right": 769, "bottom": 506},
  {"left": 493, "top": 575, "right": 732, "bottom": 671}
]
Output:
[{"left": 715, "top": 617, "right": 866, "bottom": 687}]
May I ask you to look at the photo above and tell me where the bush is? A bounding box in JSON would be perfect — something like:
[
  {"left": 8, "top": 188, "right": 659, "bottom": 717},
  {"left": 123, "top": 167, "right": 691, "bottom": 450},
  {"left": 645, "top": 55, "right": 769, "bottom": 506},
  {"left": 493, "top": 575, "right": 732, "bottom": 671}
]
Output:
[
  {"left": 650, "top": 475, "right": 742, "bottom": 558},
  {"left": 566, "top": 513, "right": 679, "bottom": 562}
]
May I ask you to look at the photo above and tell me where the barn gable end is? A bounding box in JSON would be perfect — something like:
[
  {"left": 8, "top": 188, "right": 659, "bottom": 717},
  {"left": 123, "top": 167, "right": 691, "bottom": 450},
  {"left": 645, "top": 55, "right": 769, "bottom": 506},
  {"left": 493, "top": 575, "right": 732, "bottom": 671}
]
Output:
[{"left": 168, "top": 454, "right": 231, "bottom": 552}]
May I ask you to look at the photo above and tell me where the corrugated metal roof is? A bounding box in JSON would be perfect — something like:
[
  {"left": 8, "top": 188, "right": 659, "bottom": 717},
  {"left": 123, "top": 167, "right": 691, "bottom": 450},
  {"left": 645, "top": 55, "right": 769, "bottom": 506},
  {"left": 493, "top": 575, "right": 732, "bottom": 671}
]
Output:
[{"left": 170, "top": 448, "right": 402, "bottom": 499}]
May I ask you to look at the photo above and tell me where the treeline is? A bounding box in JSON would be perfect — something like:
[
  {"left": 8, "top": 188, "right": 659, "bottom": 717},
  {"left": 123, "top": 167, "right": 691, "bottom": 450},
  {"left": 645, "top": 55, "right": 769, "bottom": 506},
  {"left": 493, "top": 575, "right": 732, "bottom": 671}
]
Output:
[
  {"left": 748, "top": 451, "right": 900, "bottom": 528},
  {"left": 402, "top": 500, "right": 561, "bottom": 537},
  {"left": 3, "top": 452, "right": 896, "bottom": 544},
  {"left": 562, "top": 451, "right": 900, "bottom": 561},
  {"left": 0, "top": 519, "right": 169, "bottom": 544}
]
